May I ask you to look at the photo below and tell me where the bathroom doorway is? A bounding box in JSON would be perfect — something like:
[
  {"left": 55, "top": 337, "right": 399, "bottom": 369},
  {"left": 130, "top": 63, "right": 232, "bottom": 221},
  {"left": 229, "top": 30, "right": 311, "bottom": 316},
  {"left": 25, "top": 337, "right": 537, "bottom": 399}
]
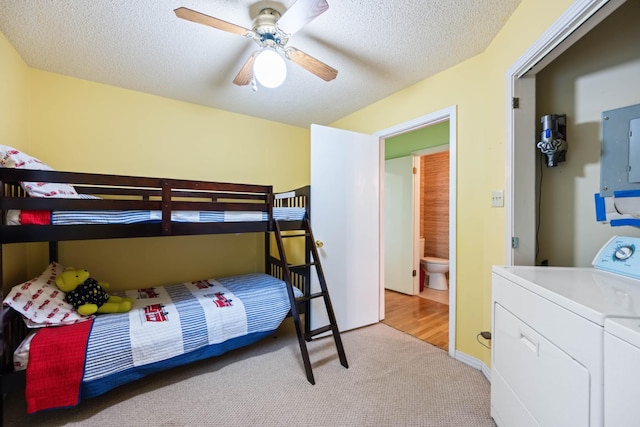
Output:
[{"left": 382, "top": 121, "right": 451, "bottom": 351}]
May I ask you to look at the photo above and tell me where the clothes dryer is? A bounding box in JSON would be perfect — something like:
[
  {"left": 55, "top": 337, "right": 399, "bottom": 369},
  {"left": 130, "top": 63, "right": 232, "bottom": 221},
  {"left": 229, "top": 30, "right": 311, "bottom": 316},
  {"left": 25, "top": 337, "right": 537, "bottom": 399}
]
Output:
[{"left": 491, "top": 266, "right": 640, "bottom": 426}]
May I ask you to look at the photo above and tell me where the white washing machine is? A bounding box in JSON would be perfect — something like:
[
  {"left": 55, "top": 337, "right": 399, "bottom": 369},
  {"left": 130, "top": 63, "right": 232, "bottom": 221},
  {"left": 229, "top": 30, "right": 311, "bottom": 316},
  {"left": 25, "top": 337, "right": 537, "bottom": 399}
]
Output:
[
  {"left": 491, "top": 265, "right": 640, "bottom": 426},
  {"left": 604, "top": 316, "right": 640, "bottom": 427}
]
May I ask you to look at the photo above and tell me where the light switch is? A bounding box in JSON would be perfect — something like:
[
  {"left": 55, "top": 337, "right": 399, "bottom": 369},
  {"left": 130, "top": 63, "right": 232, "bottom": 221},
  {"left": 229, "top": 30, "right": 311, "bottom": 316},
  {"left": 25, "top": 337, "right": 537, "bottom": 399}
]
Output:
[{"left": 491, "top": 190, "right": 504, "bottom": 207}]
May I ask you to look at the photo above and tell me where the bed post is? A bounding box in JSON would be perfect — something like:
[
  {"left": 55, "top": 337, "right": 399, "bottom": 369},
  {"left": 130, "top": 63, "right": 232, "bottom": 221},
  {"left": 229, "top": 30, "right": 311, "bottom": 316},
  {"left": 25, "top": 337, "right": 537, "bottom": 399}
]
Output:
[
  {"left": 0, "top": 242, "right": 4, "bottom": 370},
  {"left": 49, "top": 241, "right": 59, "bottom": 263},
  {"left": 0, "top": 177, "right": 6, "bottom": 379},
  {"left": 0, "top": 179, "right": 4, "bottom": 309},
  {"left": 265, "top": 188, "right": 274, "bottom": 276},
  {"left": 265, "top": 225, "right": 271, "bottom": 276}
]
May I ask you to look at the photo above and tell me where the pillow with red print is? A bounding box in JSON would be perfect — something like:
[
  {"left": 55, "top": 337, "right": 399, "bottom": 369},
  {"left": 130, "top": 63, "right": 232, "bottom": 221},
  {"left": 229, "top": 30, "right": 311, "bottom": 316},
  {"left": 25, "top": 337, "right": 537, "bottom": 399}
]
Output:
[
  {"left": 3, "top": 262, "right": 89, "bottom": 327},
  {"left": 0, "top": 145, "right": 80, "bottom": 198}
]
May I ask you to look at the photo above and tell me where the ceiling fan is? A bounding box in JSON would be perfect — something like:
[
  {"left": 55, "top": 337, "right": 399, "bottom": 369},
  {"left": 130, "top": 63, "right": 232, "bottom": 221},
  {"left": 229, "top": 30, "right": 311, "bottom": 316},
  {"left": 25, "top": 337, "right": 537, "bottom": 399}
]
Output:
[{"left": 174, "top": 0, "right": 338, "bottom": 89}]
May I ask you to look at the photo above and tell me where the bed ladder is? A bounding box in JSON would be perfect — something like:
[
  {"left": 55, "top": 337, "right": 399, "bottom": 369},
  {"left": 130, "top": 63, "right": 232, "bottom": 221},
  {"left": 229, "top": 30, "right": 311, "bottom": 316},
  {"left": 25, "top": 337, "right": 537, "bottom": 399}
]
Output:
[{"left": 272, "top": 218, "right": 348, "bottom": 385}]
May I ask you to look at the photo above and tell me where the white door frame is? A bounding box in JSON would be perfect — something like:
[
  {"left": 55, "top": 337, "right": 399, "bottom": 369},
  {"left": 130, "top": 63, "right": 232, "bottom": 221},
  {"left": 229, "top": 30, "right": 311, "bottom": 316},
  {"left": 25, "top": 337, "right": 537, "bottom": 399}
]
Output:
[
  {"left": 506, "top": 0, "right": 627, "bottom": 265},
  {"left": 375, "top": 105, "right": 457, "bottom": 358}
]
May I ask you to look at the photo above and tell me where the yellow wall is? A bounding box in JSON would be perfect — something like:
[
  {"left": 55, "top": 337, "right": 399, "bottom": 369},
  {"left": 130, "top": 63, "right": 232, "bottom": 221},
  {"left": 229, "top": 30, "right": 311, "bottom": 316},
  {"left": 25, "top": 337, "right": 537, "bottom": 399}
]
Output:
[
  {"left": 26, "top": 71, "right": 310, "bottom": 189},
  {"left": 0, "top": 30, "right": 26, "bottom": 146},
  {"left": 0, "top": 30, "right": 29, "bottom": 286},
  {"left": 1, "top": 30, "right": 310, "bottom": 290},
  {"left": 331, "top": 0, "right": 575, "bottom": 365}
]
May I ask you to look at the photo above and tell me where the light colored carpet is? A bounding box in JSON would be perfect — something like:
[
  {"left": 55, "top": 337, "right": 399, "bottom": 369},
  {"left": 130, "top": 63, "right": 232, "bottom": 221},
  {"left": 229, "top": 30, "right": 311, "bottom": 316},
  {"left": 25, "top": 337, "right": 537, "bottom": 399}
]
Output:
[{"left": 4, "top": 320, "right": 495, "bottom": 426}]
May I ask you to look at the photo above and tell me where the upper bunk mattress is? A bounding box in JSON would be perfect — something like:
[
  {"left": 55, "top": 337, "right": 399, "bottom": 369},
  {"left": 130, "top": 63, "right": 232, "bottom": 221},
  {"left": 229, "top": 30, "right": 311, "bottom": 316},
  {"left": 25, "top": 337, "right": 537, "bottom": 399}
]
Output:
[{"left": 7, "top": 206, "right": 305, "bottom": 225}]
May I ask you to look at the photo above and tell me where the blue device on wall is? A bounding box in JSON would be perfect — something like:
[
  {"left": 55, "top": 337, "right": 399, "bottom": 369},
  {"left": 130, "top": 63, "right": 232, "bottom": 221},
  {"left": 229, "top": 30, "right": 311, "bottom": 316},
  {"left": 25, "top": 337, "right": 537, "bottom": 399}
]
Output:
[{"left": 537, "top": 114, "right": 567, "bottom": 167}]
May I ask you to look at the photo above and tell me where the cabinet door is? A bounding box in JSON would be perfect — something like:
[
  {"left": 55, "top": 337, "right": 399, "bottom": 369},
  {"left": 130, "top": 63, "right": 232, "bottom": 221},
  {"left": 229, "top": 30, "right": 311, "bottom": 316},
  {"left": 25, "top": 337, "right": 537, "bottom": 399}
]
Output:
[
  {"left": 604, "top": 332, "right": 640, "bottom": 427},
  {"left": 493, "top": 304, "right": 590, "bottom": 427}
]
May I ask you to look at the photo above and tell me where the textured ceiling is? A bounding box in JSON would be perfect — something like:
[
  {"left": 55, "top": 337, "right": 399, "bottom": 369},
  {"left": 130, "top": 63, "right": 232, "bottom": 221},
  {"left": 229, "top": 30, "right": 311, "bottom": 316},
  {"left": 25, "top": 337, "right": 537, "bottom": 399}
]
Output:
[{"left": 0, "top": 0, "right": 522, "bottom": 128}]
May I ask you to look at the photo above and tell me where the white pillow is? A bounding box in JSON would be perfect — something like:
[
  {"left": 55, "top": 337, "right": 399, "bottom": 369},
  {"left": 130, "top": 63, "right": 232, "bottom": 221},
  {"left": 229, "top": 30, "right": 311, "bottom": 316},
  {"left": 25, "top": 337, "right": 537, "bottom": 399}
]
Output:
[
  {"left": 0, "top": 145, "right": 80, "bottom": 198},
  {"left": 2, "top": 262, "right": 89, "bottom": 327}
]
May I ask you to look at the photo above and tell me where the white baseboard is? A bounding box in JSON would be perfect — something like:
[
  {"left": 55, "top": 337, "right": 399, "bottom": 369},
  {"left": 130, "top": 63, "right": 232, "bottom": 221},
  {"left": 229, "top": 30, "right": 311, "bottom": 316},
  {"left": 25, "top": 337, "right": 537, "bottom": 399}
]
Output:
[{"left": 453, "top": 350, "right": 491, "bottom": 382}]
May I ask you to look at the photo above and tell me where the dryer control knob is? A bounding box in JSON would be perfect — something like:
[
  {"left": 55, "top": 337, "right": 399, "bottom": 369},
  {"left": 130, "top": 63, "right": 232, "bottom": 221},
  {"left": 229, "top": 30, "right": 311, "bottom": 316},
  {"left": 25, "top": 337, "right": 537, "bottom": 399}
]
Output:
[{"left": 614, "top": 245, "right": 634, "bottom": 261}]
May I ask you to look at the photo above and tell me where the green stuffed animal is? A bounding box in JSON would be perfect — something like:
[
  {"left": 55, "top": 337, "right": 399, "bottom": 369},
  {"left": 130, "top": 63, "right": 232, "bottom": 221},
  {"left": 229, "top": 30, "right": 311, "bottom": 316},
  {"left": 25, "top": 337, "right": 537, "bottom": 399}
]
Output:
[{"left": 55, "top": 267, "right": 133, "bottom": 316}]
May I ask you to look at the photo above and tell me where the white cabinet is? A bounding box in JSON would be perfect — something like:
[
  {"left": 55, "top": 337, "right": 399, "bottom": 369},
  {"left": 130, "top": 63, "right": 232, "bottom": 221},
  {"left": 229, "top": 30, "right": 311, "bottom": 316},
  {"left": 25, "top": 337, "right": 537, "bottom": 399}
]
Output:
[
  {"left": 491, "top": 265, "right": 640, "bottom": 426},
  {"left": 491, "top": 266, "right": 611, "bottom": 427},
  {"left": 493, "top": 304, "right": 590, "bottom": 426}
]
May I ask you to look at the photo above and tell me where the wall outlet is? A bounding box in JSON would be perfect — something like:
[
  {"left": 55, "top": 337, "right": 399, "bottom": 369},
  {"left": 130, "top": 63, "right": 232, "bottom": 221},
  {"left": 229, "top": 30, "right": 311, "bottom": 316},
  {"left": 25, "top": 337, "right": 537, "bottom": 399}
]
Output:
[{"left": 491, "top": 190, "right": 504, "bottom": 207}]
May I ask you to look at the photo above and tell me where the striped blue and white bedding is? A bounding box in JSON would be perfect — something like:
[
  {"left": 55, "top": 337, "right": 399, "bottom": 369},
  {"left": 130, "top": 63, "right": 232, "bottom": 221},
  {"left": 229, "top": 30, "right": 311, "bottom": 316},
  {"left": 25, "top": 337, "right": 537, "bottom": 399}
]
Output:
[
  {"left": 20, "top": 273, "right": 301, "bottom": 402},
  {"left": 50, "top": 206, "right": 306, "bottom": 225},
  {"left": 6, "top": 206, "right": 305, "bottom": 225}
]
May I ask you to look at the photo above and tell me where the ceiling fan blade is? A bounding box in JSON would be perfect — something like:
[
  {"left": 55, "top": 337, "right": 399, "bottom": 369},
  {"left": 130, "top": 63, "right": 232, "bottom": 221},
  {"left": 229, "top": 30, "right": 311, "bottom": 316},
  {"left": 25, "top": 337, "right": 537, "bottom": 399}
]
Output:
[
  {"left": 233, "top": 52, "right": 259, "bottom": 86},
  {"left": 285, "top": 47, "right": 337, "bottom": 82},
  {"left": 174, "top": 7, "right": 251, "bottom": 37},
  {"left": 276, "top": 0, "right": 329, "bottom": 36}
]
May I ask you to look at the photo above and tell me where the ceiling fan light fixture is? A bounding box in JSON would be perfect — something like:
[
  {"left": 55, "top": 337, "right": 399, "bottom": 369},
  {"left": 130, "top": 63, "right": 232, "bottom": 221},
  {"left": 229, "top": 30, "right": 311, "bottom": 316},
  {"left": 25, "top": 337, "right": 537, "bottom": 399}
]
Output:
[
  {"left": 175, "top": 2, "right": 336, "bottom": 88},
  {"left": 253, "top": 48, "right": 287, "bottom": 88}
]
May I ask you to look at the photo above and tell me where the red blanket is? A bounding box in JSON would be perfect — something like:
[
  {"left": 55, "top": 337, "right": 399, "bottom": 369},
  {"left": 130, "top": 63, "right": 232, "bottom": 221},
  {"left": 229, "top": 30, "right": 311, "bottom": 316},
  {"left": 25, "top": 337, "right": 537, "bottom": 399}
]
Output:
[
  {"left": 26, "top": 319, "right": 93, "bottom": 413},
  {"left": 20, "top": 210, "right": 51, "bottom": 225}
]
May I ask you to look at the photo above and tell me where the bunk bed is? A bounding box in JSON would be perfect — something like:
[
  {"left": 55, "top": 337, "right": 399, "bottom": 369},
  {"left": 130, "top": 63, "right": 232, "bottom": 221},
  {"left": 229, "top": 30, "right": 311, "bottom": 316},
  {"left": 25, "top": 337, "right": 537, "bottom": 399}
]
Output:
[{"left": 0, "top": 165, "right": 313, "bottom": 415}]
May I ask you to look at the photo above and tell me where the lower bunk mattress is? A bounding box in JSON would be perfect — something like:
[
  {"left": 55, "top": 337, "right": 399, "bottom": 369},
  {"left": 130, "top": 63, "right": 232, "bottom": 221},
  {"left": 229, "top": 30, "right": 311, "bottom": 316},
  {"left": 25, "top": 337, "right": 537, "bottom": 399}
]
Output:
[{"left": 12, "top": 272, "right": 301, "bottom": 414}]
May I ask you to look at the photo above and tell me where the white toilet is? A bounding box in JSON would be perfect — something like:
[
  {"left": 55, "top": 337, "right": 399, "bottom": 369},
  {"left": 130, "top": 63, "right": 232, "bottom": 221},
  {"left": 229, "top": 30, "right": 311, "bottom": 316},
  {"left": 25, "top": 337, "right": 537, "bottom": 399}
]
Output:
[{"left": 419, "top": 238, "right": 449, "bottom": 291}]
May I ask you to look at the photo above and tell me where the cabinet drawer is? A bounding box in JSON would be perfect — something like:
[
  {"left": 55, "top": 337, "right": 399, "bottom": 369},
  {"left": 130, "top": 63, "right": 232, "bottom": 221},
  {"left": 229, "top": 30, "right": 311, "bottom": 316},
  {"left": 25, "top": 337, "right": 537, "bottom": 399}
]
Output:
[
  {"left": 492, "top": 273, "right": 603, "bottom": 366},
  {"left": 493, "top": 304, "right": 590, "bottom": 427}
]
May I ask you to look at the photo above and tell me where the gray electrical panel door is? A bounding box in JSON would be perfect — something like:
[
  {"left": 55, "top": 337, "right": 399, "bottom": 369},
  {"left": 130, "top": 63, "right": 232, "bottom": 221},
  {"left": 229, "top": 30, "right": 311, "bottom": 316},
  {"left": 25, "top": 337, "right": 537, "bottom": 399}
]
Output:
[
  {"left": 601, "top": 103, "right": 640, "bottom": 197},
  {"left": 629, "top": 118, "right": 640, "bottom": 183}
]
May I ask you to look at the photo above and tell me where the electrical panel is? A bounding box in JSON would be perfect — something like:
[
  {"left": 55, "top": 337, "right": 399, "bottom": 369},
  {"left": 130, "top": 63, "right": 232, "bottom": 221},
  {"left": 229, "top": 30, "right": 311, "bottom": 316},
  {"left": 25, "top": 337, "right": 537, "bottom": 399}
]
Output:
[{"left": 600, "top": 103, "right": 640, "bottom": 197}]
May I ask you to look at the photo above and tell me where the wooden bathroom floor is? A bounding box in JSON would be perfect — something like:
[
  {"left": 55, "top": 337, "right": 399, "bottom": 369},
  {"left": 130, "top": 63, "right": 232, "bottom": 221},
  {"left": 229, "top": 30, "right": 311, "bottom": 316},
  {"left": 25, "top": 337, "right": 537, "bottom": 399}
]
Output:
[
  {"left": 417, "top": 287, "right": 449, "bottom": 305},
  {"left": 382, "top": 289, "right": 449, "bottom": 351}
]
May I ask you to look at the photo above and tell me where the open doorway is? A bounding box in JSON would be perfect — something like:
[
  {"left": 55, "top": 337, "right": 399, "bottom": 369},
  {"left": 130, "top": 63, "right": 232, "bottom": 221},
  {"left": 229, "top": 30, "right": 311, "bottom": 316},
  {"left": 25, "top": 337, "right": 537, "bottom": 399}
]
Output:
[
  {"left": 381, "top": 129, "right": 450, "bottom": 351},
  {"left": 308, "top": 108, "right": 457, "bottom": 357},
  {"left": 374, "top": 106, "right": 457, "bottom": 357}
]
